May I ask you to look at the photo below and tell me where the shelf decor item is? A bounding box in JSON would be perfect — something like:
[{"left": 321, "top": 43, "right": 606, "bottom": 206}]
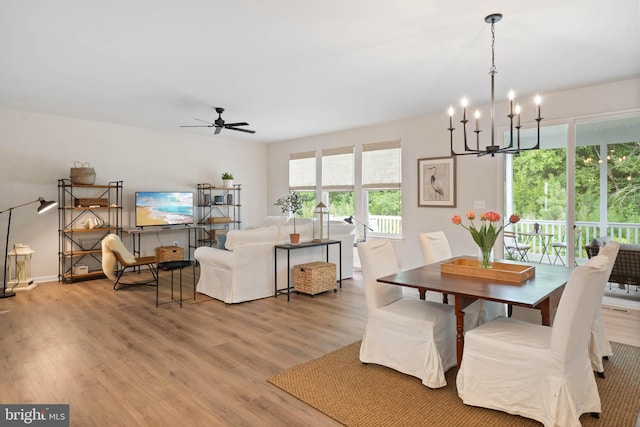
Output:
[
  {"left": 441, "top": 256, "right": 535, "bottom": 283},
  {"left": 69, "top": 161, "right": 96, "bottom": 185},
  {"left": 222, "top": 172, "right": 234, "bottom": 189},
  {"left": 274, "top": 189, "right": 304, "bottom": 244},
  {"left": 451, "top": 211, "right": 520, "bottom": 268},
  {"left": 313, "top": 202, "right": 329, "bottom": 242}
]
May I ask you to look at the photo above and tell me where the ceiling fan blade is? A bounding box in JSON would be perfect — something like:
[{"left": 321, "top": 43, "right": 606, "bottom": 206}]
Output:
[
  {"left": 180, "top": 125, "right": 213, "bottom": 128},
  {"left": 224, "top": 122, "right": 249, "bottom": 127},
  {"left": 226, "top": 126, "right": 256, "bottom": 134},
  {"left": 214, "top": 126, "right": 222, "bottom": 135}
]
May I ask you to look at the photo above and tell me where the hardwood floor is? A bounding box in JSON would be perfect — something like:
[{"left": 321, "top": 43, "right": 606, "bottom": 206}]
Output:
[{"left": 1, "top": 269, "right": 638, "bottom": 426}]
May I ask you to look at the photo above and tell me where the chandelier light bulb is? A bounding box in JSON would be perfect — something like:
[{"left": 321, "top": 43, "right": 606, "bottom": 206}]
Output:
[{"left": 448, "top": 106, "right": 454, "bottom": 129}]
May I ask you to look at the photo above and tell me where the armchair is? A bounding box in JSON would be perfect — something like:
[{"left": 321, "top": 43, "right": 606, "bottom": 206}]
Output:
[{"left": 101, "top": 234, "right": 158, "bottom": 291}]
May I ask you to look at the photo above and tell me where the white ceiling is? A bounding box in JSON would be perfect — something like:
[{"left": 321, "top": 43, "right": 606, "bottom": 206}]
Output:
[{"left": 1, "top": 0, "right": 639, "bottom": 143}]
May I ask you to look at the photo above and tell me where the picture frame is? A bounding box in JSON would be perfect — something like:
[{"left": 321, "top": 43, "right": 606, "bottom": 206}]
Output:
[{"left": 417, "top": 156, "right": 456, "bottom": 207}]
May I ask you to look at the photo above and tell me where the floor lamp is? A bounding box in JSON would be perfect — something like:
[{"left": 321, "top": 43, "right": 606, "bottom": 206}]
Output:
[
  {"left": 1, "top": 197, "right": 57, "bottom": 298},
  {"left": 344, "top": 215, "right": 374, "bottom": 243}
]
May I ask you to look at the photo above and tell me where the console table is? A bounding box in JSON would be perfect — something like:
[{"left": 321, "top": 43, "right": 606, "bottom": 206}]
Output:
[
  {"left": 124, "top": 225, "right": 202, "bottom": 260},
  {"left": 274, "top": 240, "right": 342, "bottom": 301}
]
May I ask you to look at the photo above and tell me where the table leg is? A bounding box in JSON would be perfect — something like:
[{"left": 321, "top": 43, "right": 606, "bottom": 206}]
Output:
[
  {"left": 286, "top": 250, "right": 291, "bottom": 301},
  {"left": 454, "top": 298, "right": 466, "bottom": 368},
  {"left": 179, "top": 267, "right": 183, "bottom": 308},
  {"left": 338, "top": 242, "right": 342, "bottom": 288},
  {"left": 454, "top": 295, "right": 477, "bottom": 367},
  {"left": 274, "top": 247, "right": 278, "bottom": 297}
]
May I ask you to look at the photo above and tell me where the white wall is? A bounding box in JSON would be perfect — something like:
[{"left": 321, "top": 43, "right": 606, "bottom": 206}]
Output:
[
  {"left": 0, "top": 109, "right": 269, "bottom": 281},
  {"left": 267, "top": 78, "right": 640, "bottom": 270},
  {"left": 2, "top": 78, "right": 638, "bottom": 282}
]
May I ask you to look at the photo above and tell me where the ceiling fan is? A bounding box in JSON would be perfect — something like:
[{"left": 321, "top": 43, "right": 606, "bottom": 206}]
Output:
[{"left": 180, "top": 107, "right": 255, "bottom": 134}]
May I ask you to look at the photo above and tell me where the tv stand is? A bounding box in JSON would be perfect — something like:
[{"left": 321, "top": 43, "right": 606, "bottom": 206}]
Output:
[{"left": 124, "top": 225, "right": 202, "bottom": 260}]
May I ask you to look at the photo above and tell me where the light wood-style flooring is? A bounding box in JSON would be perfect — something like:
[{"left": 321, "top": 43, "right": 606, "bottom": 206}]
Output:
[{"left": 1, "top": 268, "right": 638, "bottom": 426}]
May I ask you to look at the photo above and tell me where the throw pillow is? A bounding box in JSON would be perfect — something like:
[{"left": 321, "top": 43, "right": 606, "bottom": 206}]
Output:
[
  {"left": 216, "top": 233, "right": 227, "bottom": 250},
  {"left": 589, "top": 235, "right": 611, "bottom": 247}
]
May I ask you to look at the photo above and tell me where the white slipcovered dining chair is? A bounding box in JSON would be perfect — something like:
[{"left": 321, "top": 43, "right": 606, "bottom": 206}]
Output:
[
  {"left": 419, "top": 231, "right": 507, "bottom": 327},
  {"left": 456, "top": 253, "right": 612, "bottom": 426},
  {"left": 358, "top": 239, "right": 456, "bottom": 388},
  {"left": 510, "top": 241, "right": 619, "bottom": 377}
]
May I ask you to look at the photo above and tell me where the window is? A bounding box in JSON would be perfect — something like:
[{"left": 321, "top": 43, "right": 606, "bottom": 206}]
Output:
[
  {"left": 362, "top": 140, "right": 402, "bottom": 236},
  {"left": 288, "top": 141, "right": 403, "bottom": 239},
  {"left": 289, "top": 151, "right": 317, "bottom": 217},
  {"left": 322, "top": 146, "right": 355, "bottom": 221}
]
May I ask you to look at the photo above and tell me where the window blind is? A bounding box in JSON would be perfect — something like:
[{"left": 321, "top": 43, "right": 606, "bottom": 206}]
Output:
[
  {"left": 289, "top": 151, "right": 316, "bottom": 190},
  {"left": 322, "top": 146, "right": 354, "bottom": 190},
  {"left": 362, "top": 140, "right": 401, "bottom": 189}
]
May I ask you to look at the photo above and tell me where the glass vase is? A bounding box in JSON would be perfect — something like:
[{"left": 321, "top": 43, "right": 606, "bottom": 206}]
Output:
[{"left": 478, "top": 247, "right": 493, "bottom": 269}]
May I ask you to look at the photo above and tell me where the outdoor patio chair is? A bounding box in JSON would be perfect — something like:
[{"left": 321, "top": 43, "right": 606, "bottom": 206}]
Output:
[{"left": 503, "top": 230, "right": 531, "bottom": 261}]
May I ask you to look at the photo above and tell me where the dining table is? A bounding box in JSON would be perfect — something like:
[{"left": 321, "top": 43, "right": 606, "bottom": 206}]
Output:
[{"left": 376, "top": 257, "right": 574, "bottom": 367}]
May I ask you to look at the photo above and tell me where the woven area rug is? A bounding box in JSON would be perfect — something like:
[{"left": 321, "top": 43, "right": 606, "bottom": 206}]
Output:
[{"left": 268, "top": 341, "right": 640, "bottom": 427}]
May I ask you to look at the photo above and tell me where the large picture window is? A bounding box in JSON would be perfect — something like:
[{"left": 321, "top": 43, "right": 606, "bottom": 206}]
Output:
[
  {"left": 362, "top": 140, "right": 402, "bottom": 237},
  {"left": 322, "top": 146, "right": 355, "bottom": 221},
  {"left": 289, "top": 151, "right": 317, "bottom": 217},
  {"left": 288, "top": 141, "right": 403, "bottom": 239}
]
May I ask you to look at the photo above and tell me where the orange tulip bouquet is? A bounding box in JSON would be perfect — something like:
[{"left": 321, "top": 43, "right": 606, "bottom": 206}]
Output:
[{"left": 452, "top": 211, "right": 520, "bottom": 268}]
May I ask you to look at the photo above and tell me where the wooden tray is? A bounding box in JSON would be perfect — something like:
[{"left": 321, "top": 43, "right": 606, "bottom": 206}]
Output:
[{"left": 440, "top": 257, "right": 535, "bottom": 284}]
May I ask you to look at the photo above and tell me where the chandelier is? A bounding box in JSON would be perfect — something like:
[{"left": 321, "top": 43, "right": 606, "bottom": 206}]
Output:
[{"left": 448, "top": 13, "right": 543, "bottom": 157}]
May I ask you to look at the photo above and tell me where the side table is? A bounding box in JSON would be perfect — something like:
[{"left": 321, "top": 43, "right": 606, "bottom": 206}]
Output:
[{"left": 157, "top": 260, "right": 195, "bottom": 308}]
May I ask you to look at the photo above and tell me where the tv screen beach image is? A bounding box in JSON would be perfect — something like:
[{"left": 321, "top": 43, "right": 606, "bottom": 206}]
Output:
[{"left": 135, "top": 192, "right": 194, "bottom": 227}]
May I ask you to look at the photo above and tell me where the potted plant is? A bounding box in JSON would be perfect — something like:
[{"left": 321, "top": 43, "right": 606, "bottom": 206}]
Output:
[
  {"left": 274, "top": 189, "right": 304, "bottom": 244},
  {"left": 222, "top": 172, "right": 234, "bottom": 189}
]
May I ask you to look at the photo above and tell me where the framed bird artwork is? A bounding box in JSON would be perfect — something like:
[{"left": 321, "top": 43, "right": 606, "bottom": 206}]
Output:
[{"left": 418, "top": 156, "right": 456, "bottom": 207}]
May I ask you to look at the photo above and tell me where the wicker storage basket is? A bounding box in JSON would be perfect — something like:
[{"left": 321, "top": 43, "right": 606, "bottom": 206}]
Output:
[
  {"left": 156, "top": 246, "right": 184, "bottom": 262},
  {"left": 69, "top": 161, "right": 96, "bottom": 185},
  {"left": 293, "top": 261, "right": 337, "bottom": 295}
]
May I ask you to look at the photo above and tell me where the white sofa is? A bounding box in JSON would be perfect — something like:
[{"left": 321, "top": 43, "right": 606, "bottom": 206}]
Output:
[{"left": 195, "top": 217, "right": 355, "bottom": 303}]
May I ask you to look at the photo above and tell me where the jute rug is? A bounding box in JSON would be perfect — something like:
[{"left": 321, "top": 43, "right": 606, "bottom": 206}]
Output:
[{"left": 268, "top": 341, "right": 640, "bottom": 427}]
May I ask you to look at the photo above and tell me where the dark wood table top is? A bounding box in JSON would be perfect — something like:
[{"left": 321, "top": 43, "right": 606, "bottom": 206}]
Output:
[{"left": 377, "top": 257, "right": 573, "bottom": 309}]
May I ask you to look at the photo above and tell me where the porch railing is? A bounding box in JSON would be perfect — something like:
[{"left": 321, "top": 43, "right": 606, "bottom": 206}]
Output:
[
  {"left": 351, "top": 215, "right": 638, "bottom": 264},
  {"left": 512, "top": 220, "right": 640, "bottom": 263}
]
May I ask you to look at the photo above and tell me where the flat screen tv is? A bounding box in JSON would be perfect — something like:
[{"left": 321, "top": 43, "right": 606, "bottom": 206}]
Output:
[{"left": 135, "top": 192, "right": 194, "bottom": 227}]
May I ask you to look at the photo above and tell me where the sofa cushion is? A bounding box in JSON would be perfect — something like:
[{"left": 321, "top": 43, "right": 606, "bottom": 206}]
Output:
[
  {"left": 620, "top": 243, "right": 640, "bottom": 251},
  {"left": 262, "top": 216, "right": 289, "bottom": 227},
  {"left": 216, "top": 233, "right": 228, "bottom": 250},
  {"left": 225, "top": 226, "right": 278, "bottom": 251},
  {"left": 278, "top": 222, "right": 313, "bottom": 242},
  {"left": 328, "top": 221, "right": 355, "bottom": 237}
]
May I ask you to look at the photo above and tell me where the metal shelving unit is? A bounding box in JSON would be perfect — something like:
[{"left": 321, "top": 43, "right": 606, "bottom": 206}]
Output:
[
  {"left": 196, "top": 183, "right": 241, "bottom": 247},
  {"left": 58, "top": 179, "right": 123, "bottom": 283}
]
